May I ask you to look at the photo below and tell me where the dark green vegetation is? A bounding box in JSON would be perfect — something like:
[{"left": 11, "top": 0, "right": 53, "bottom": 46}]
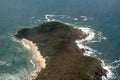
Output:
[{"left": 15, "top": 22, "right": 106, "bottom": 80}]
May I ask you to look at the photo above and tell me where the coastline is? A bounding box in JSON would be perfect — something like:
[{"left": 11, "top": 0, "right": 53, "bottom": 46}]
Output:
[
  {"left": 12, "top": 22, "right": 110, "bottom": 80},
  {"left": 13, "top": 37, "right": 46, "bottom": 80},
  {"left": 76, "top": 27, "right": 114, "bottom": 80}
]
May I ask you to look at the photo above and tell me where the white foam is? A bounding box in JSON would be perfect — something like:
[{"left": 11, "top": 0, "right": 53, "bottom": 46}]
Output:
[
  {"left": 0, "top": 61, "right": 7, "bottom": 65},
  {"left": 110, "top": 58, "right": 120, "bottom": 69},
  {"left": 30, "top": 59, "right": 35, "bottom": 69},
  {"left": 74, "top": 26, "right": 107, "bottom": 43},
  {"left": 76, "top": 41, "right": 97, "bottom": 56},
  {"left": 45, "top": 14, "right": 51, "bottom": 21},
  {"left": 77, "top": 27, "right": 95, "bottom": 41},
  {"left": 45, "top": 14, "right": 72, "bottom": 22},
  {"left": 101, "top": 60, "right": 116, "bottom": 80},
  {"left": 75, "top": 27, "right": 99, "bottom": 57},
  {"left": 74, "top": 18, "right": 78, "bottom": 20},
  {"left": 80, "top": 16, "right": 88, "bottom": 21},
  {"left": 45, "top": 14, "right": 56, "bottom": 21},
  {"left": 111, "top": 59, "right": 120, "bottom": 64}
]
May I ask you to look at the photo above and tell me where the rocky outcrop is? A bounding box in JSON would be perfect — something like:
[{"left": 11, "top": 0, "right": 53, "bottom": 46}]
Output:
[
  {"left": 94, "top": 67, "right": 107, "bottom": 80},
  {"left": 15, "top": 22, "right": 107, "bottom": 80}
]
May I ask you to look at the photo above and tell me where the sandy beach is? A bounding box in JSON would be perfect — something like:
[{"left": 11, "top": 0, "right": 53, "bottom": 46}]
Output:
[{"left": 20, "top": 38, "right": 46, "bottom": 80}]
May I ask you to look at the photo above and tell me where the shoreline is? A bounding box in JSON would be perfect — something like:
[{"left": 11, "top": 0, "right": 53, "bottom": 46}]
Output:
[
  {"left": 12, "top": 37, "right": 46, "bottom": 80},
  {"left": 12, "top": 21, "right": 111, "bottom": 80},
  {"left": 21, "top": 38, "right": 46, "bottom": 80},
  {"left": 76, "top": 27, "right": 114, "bottom": 80}
]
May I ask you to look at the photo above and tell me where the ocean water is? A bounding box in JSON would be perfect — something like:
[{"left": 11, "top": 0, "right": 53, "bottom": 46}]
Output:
[{"left": 0, "top": 0, "right": 120, "bottom": 80}]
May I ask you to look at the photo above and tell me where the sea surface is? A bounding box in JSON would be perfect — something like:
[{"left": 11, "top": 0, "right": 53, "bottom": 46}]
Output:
[{"left": 0, "top": 0, "right": 120, "bottom": 80}]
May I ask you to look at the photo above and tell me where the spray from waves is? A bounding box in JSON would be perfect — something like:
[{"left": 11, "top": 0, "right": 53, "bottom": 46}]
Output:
[
  {"left": 80, "top": 16, "right": 88, "bottom": 21},
  {"left": 45, "top": 14, "right": 89, "bottom": 21},
  {"left": 29, "top": 14, "right": 94, "bottom": 27},
  {"left": 76, "top": 27, "right": 106, "bottom": 42},
  {"left": 45, "top": 14, "right": 106, "bottom": 42},
  {"left": 45, "top": 14, "right": 94, "bottom": 24},
  {"left": 75, "top": 26, "right": 117, "bottom": 80},
  {"left": 45, "top": 14, "right": 71, "bottom": 21},
  {"left": 74, "top": 27, "right": 105, "bottom": 56},
  {"left": 45, "top": 14, "right": 56, "bottom": 21},
  {"left": 76, "top": 27, "right": 119, "bottom": 80},
  {"left": 101, "top": 60, "right": 117, "bottom": 80}
]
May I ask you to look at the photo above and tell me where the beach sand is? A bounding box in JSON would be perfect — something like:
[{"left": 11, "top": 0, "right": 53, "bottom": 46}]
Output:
[{"left": 20, "top": 38, "right": 46, "bottom": 80}]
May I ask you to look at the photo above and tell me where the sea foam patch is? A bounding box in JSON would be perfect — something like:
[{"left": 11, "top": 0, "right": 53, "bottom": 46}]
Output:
[
  {"left": 74, "top": 25, "right": 115, "bottom": 79},
  {"left": 101, "top": 60, "right": 116, "bottom": 80},
  {"left": 80, "top": 16, "right": 88, "bottom": 21},
  {"left": 0, "top": 61, "right": 7, "bottom": 65},
  {"left": 111, "top": 58, "right": 120, "bottom": 69},
  {"left": 77, "top": 27, "right": 95, "bottom": 41},
  {"left": 75, "top": 27, "right": 107, "bottom": 43},
  {"left": 45, "top": 14, "right": 66, "bottom": 22},
  {"left": 75, "top": 40, "right": 97, "bottom": 56},
  {"left": 75, "top": 27, "right": 99, "bottom": 56},
  {"left": 111, "top": 58, "right": 120, "bottom": 65}
]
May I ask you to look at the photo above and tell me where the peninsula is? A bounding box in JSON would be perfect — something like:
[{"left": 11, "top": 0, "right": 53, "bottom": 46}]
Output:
[{"left": 14, "top": 22, "right": 107, "bottom": 80}]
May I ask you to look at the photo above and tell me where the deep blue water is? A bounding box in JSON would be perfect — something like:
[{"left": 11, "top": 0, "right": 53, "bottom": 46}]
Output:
[{"left": 0, "top": 0, "right": 120, "bottom": 80}]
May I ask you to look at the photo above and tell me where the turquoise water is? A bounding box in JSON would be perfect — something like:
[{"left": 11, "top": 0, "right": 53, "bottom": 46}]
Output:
[{"left": 0, "top": 0, "right": 120, "bottom": 80}]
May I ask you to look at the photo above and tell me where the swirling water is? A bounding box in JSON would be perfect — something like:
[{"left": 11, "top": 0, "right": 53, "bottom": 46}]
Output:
[{"left": 0, "top": 0, "right": 120, "bottom": 80}]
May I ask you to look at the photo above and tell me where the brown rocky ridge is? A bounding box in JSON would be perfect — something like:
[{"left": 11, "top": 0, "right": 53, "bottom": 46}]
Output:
[{"left": 14, "top": 22, "right": 107, "bottom": 80}]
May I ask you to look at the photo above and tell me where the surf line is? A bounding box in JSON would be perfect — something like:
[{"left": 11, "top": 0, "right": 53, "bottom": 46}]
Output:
[
  {"left": 21, "top": 39, "right": 46, "bottom": 80},
  {"left": 12, "top": 37, "right": 46, "bottom": 80},
  {"left": 75, "top": 27, "right": 115, "bottom": 80}
]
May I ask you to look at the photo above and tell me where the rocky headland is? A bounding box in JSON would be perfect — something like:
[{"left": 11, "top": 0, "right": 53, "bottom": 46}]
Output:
[{"left": 14, "top": 22, "right": 107, "bottom": 80}]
